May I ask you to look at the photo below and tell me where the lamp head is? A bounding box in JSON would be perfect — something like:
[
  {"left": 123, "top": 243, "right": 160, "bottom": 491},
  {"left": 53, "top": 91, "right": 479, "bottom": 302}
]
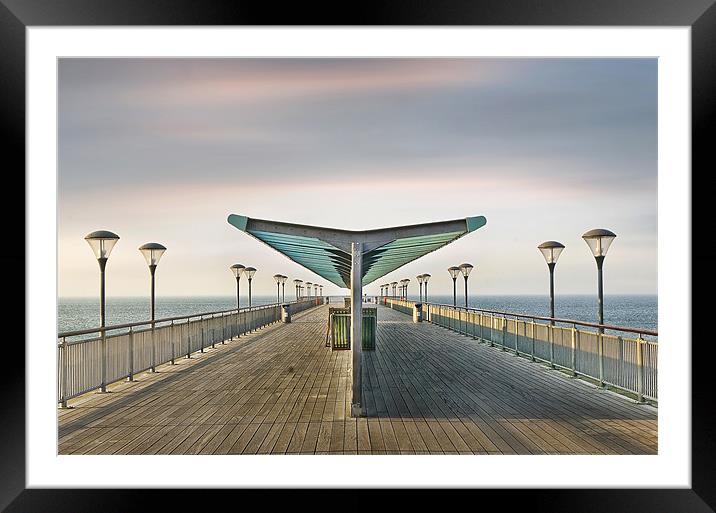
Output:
[
  {"left": 230, "top": 263, "right": 245, "bottom": 278},
  {"left": 85, "top": 230, "right": 120, "bottom": 260},
  {"left": 537, "top": 241, "right": 565, "bottom": 265},
  {"left": 582, "top": 229, "right": 617, "bottom": 258},
  {"left": 138, "top": 242, "right": 167, "bottom": 267},
  {"left": 459, "top": 263, "right": 474, "bottom": 277}
]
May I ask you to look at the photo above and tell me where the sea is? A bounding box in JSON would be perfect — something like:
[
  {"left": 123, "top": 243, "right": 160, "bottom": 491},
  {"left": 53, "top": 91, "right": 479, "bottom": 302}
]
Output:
[{"left": 58, "top": 294, "right": 657, "bottom": 334}]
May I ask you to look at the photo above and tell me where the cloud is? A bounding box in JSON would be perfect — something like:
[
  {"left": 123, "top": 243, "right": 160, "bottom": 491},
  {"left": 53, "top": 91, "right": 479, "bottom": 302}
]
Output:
[{"left": 58, "top": 58, "right": 658, "bottom": 296}]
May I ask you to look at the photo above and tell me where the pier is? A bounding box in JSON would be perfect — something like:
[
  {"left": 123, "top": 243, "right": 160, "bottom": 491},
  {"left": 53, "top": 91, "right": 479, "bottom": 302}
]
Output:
[{"left": 58, "top": 302, "right": 657, "bottom": 455}]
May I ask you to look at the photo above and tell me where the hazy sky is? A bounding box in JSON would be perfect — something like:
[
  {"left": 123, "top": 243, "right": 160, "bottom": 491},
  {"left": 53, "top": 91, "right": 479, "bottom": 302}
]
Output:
[{"left": 58, "top": 58, "right": 657, "bottom": 298}]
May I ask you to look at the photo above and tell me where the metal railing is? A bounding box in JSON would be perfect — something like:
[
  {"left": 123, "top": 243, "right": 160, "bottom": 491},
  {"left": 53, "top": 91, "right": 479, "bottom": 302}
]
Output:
[
  {"left": 384, "top": 298, "right": 658, "bottom": 403},
  {"left": 57, "top": 298, "right": 324, "bottom": 407}
]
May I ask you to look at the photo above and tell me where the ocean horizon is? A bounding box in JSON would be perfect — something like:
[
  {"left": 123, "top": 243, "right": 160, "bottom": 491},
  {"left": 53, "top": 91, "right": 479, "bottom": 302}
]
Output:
[{"left": 58, "top": 294, "right": 657, "bottom": 334}]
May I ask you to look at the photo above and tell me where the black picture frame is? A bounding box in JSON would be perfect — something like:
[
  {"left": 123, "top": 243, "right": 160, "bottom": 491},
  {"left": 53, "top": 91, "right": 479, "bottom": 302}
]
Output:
[{"left": 2, "top": 0, "right": 712, "bottom": 510}]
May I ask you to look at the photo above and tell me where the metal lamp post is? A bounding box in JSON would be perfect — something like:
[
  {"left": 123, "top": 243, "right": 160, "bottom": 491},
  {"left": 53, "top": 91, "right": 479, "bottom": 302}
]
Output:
[
  {"left": 230, "top": 264, "right": 245, "bottom": 310},
  {"left": 459, "top": 263, "right": 473, "bottom": 308},
  {"left": 273, "top": 274, "right": 283, "bottom": 303},
  {"left": 281, "top": 275, "right": 287, "bottom": 303},
  {"left": 138, "top": 243, "right": 167, "bottom": 322},
  {"left": 423, "top": 274, "right": 431, "bottom": 303},
  {"left": 538, "top": 241, "right": 565, "bottom": 324},
  {"left": 84, "top": 230, "right": 120, "bottom": 392},
  {"left": 84, "top": 231, "right": 120, "bottom": 328},
  {"left": 244, "top": 267, "right": 256, "bottom": 307},
  {"left": 582, "top": 229, "right": 617, "bottom": 332},
  {"left": 244, "top": 266, "right": 256, "bottom": 332},
  {"left": 448, "top": 266, "right": 460, "bottom": 306},
  {"left": 417, "top": 274, "right": 425, "bottom": 302}
]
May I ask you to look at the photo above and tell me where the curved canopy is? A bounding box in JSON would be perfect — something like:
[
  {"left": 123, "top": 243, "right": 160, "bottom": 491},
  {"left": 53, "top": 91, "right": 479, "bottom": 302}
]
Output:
[{"left": 228, "top": 214, "right": 486, "bottom": 289}]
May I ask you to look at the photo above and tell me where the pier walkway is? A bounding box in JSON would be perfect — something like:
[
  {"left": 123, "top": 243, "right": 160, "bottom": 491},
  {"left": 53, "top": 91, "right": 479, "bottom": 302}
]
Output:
[{"left": 58, "top": 304, "right": 657, "bottom": 454}]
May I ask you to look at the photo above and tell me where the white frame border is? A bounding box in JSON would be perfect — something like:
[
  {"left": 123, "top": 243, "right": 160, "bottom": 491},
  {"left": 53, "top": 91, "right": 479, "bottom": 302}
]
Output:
[{"left": 27, "top": 27, "right": 690, "bottom": 488}]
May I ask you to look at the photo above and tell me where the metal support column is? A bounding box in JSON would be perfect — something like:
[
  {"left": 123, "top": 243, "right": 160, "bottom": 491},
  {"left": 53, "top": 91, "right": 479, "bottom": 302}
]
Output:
[{"left": 351, "top": 241, "right": 364, "bottom": 417}]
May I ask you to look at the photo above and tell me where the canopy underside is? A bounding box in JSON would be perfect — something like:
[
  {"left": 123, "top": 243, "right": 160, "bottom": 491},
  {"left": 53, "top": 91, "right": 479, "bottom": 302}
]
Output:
[{"left": 227, "top": 214, "right": 486, "bottom": 289}]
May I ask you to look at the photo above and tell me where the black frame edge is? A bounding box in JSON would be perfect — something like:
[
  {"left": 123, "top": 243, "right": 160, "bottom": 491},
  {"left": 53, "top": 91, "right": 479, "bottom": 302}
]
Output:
[
  {"left": 0, "top": 1, "right": 27, "bottom": 511},
  {"left": 3, "top": 0, "right": 714, "bottom": 510}
]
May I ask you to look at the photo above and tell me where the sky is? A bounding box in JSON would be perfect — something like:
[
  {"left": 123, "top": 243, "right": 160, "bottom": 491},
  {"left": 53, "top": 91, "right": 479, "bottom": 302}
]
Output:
[{"left": 58, "top": 58, "right": 657, "bottom": 298}]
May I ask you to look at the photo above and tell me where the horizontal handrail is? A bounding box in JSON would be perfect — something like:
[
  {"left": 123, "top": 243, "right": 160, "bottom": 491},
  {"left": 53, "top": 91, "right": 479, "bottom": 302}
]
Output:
[
  {"left": 58, "top": 300, "right": 304, "bottom": 338},
  {"left": 382, "top": 298, "right": 657, "bottom": 337}
]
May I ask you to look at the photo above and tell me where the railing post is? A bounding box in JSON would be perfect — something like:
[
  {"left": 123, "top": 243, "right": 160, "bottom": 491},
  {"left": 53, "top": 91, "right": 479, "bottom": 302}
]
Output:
[
  {"left": 501, "top": 317, "right": 507, "bottom": 351},
  {"left": 530, "top": 319, "right": 535, "bottom": 361},
  {"left": 617, "top": 335, "right": 624, "bottom": 386},
  {"left": 151, "top": 321, "right": 156, "bottom": 372},
  {"left": 514, "top": 316, "right": 520, "bottom": 356},
  {"left": 489, "top": 313, "right": 494, "bottom": 347},
  {"left": 128, "top": 327, "right": 135, "bottom": 382},
  {"left": 221, "top": 313, "right": 226, "bottom": 344},
  {"left": 59, "top": 338, "right": 68, "bottom": 408},
  {"left": 100, "top": 328, "right": 107, "bottom": 392},
  {"left": 549, "top": 323, "right": 555, "bottom": 369},
  {"left": 200, "top": 316, "right": 205, "bottom": 353},
  {"left": 171, "top": 320, "right": 175, "bottom": 365},
  {"left": 598, "top": 332, "right": 605, "bottom": 387},
  {"left": 571, "top": 325, "right": 577, "bottom": 377},
  {"left": 479, "top": 312, "right": 483, "bottom": 342},
  {"left": 187, "top": 319, "right": 192, "bottom": 359},
  {"left": 636, "top": 335, "right": 645, "bottom": 403}
]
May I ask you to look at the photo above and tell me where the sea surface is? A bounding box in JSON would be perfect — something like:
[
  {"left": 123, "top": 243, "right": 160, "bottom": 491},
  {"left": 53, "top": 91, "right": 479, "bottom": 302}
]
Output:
[{"left": 58, "top": 294, "right": 657, "bottom": 334}]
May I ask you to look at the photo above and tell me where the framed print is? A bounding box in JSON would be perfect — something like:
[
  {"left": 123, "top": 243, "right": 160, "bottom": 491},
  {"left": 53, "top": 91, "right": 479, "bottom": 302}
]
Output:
[{"left": 2, "top": 0, "right": 713, "bottom": 510}]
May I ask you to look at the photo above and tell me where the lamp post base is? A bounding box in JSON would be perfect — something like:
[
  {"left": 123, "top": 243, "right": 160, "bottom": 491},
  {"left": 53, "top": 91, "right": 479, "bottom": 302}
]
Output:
[{"left": 351, "top": 403, "right": 364, "bottom": 417}]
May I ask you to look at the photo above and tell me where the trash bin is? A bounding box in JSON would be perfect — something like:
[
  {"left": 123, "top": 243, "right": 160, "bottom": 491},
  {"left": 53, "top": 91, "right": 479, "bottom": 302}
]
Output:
[
  {"left": 281, "top": 304, "right": 291, "bottom": 323},
  {"left": 413, "top": 303, "right": 423, "bottom": 323}
]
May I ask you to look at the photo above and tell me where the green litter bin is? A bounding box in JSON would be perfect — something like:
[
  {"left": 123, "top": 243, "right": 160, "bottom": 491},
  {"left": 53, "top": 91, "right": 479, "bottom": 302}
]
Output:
[{"left": 327, "top": 307, "right": 377, "bottom": 351}]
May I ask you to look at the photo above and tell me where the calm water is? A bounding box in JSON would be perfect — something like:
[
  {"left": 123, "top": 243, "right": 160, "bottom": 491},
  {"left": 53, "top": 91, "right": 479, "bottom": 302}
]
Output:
[{"left": 58, "top": 294, "right": 657, "bottom": 334}]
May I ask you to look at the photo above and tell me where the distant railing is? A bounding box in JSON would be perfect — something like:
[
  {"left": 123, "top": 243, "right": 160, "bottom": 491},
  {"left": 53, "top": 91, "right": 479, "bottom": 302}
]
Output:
[
  {"left": 383, "top": 298, "right": 657, "bottom": 403},
  {"left": 57, "top": 298, "right": 324, "bottom": 407}
]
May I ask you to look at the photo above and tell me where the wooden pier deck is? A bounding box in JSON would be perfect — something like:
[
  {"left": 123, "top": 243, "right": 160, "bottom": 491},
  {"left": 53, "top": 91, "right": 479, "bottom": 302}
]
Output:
[{"left": 58, "top": 304, "right": 657, "bottom": 455}]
